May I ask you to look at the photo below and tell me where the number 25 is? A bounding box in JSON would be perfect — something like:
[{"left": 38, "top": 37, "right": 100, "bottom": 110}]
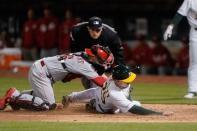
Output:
[{"left": 101, "top": 83, "right": 109, "bottom": 104}]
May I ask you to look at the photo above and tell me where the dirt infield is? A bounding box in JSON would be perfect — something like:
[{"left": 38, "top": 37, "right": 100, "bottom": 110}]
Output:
[
  {"left": 0, "top": 103, "right": 197, "bottom": 122},
  {"left": 0, "top": 70, "right": 193, "bottom": 122}
]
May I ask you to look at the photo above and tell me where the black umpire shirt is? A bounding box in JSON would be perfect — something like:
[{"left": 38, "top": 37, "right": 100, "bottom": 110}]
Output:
[{"left": 70, "top": 22, "right": 125, "bottom": 65}]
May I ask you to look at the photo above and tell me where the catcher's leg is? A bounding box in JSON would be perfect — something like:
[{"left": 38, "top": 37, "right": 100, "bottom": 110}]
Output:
[
  {"left": 28, "top": 62, "right": 57, "bottom": 110},
  {"left": 8, "top": 89, "right": 50, "bottom": 111},
  {"left": 0, "top": 87, "right": 50, "bottom": 111}
]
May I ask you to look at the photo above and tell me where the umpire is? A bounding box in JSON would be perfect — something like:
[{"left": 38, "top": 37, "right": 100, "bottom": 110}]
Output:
[
  {"left": 70, "top": 16, "right": 125, "bottom": 89},
  {"left": 70, "top": 16, "right": 124, "bottom": 65}
]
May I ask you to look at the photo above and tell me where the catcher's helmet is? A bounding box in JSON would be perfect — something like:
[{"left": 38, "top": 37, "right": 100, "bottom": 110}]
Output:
[
  {"left": 85, "top": 45, "right": 114, "bottom": 69},
  {"left": 112, "top": 64, "right": 136, "bottom": 83}
]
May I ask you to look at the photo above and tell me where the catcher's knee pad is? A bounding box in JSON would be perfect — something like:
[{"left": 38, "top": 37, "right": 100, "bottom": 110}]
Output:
[{"left": 9, "top": 94, "right": 50, "bottom": 111}]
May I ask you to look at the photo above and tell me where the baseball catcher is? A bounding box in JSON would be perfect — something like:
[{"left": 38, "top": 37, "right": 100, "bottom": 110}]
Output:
[
  {"left": 0, "top": 45, "right": 114, "bottom": 111},
  {"left": 62, "top": 64, "right": 173, "bottom": 115}
]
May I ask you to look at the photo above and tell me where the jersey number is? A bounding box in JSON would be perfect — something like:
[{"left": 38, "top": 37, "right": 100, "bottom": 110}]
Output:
[
  {"left": 101, "top": 83, "right": 109, "bottom": 104},
  {"left": 58, "top": 54, "right": 84, "bottom": 64}
]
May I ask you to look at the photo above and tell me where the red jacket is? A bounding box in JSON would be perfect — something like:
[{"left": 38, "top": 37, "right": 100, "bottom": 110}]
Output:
[
  {"left": 36, "top": 16, "right": 59, "bottom": 49},
  {"left": 22, "top": 19, "right": 38, "bottom": 49},
  {"left": 132, "top": 42, "right": 152, "bottom": 66},
  {"left": 176, "top": 46, "right": 189, "bottom": 69},
  {"left": 58, "top": 19, "right": 77, "bottom": 53},
  {"left": 151, "top": 44, "right": 174, "bottom": 67}
]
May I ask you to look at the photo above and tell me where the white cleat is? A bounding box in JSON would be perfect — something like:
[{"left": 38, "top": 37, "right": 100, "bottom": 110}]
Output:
[{"left": 184, "top": 92, "right": 197, "bottom": 99}]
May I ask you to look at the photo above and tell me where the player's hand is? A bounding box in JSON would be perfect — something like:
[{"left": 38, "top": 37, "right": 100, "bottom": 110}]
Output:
[{"left": 163, "top": 24, "right": 174, "bottom": 40}]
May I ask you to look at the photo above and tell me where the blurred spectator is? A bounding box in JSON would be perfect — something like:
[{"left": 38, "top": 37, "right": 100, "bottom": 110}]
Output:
[
  {"left": 36, "top": 7, "right": 59, "bottom": 58},
  {"left": 131, "top": 35, "right": 152, "bottom": 74},
  {"left": 0, "top": 31, "right": 13, "bottom": 49},
  {"left": 21, "top": 8, "right": 38, "bottom": 61},
  {"left": 149, "top": 35, "right": 175, "bottom": 75},
  {"left": 174, "top": 36, "right": 189, "bottom": 75},
  {"left": 58, "top": 9, "right": 78, "bottom": 54}
]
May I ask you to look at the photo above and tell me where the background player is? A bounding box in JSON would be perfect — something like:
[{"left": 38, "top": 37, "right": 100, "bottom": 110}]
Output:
[
  {"left": 164, "top": 0, "right": 197, "bottom": 98},
  {"left": 0, "top": 45, "right": 114, "bottom": 111},
  {"left": 62, "top": 64, "right": 173, "bottom": 115}
]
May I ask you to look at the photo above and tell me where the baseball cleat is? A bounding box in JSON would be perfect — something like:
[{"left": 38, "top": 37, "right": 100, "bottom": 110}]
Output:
[
  {"left": 184, "top": 92, "right": 197, "bottom": 99},
  {"left": 62, "top": 95, "right": 71, "bottom": 108},
  {"left": 0, "top": 98, "right": 6, "bottom": 110},
  {"left": 4, "top": 88, "right": 17, "bottom": 102},
  {"left": 0, "top": 87, "right": 17, "bottom": 110},
  {"left": 85, "top": 99, "right": 96, "bottom": 112}
]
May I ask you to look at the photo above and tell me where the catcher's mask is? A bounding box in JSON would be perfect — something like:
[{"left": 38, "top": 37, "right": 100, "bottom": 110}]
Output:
[{"left": 85, "top": 45, "right": 114, "bottom": 69}]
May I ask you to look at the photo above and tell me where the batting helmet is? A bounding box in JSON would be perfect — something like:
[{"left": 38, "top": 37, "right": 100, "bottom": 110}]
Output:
[
  {"left": 85, "top": 45, "right": 114, "bottom": 69},
  {"left": 112, "top": 64, "right": 136, "bottom": 83}
]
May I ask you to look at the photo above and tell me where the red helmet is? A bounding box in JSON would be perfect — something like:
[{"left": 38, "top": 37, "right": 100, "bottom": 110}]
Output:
[{"left": 85, "top": 45, "right": 114, "bottom": 69}]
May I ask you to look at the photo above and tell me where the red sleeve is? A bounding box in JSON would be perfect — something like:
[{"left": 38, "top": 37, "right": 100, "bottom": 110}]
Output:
[{"left": 91, "top": 76, "right": 107, "bottom": 87}]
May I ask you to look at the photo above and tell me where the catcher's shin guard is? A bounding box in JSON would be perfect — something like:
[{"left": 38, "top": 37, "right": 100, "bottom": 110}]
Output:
[{"left": 9, "top": 94, "right": 50, "bottom": 111}]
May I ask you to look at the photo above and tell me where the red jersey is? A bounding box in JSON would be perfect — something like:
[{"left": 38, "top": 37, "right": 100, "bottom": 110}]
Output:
[
  {"left": 36, "top": 16, "right": 59, "bottom": 49},
  {"left": 22, "top": 19, "right": 37, "bottom": 49},
  {"left": 132, "top": 42, "right": 152, "bottom": 65},
  {"left": 151, "top": 44, "right": 174, "bottom": 67},
  {"left": 58, "top": 19, "right": 78, "bottom": 53}
]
